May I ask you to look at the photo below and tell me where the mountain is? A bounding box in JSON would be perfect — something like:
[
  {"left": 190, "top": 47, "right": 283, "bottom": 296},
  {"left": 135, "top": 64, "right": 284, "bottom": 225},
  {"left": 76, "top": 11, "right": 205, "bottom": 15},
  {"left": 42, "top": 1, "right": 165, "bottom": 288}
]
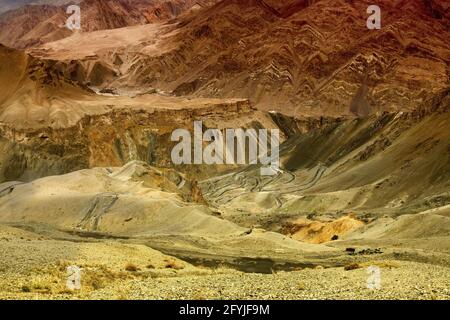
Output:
[
  {"left": 0, "top": 0, "right": 35, "bottom": 14},
  {"left": 23, "top": 0, "right": 449, "bottom": 116},
  {"left": 120, "top": 0, "right": 449, "bottom": 115},
  {"left": 0, "top": 1, "right": 82, "bottom": 14},
  {"left": 0, "top": 0, "right": 449, "bottom": 300},
  {"left": 0, "top": 4, "right": 66, "bottom": 48},
  {"left": 0, "top": 0, "right": 219, "bottom": 48}
]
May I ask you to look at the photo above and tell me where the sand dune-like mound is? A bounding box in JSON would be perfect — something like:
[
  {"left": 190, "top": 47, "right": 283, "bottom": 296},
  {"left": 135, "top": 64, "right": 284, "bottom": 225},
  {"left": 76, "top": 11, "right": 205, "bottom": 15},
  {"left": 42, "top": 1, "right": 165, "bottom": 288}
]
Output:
[
  {"left": 0, "top": 161, "right": 336, "bottom": 264},
  {"left": 0, "top": 161, "right": 235, "bottom": 236}
]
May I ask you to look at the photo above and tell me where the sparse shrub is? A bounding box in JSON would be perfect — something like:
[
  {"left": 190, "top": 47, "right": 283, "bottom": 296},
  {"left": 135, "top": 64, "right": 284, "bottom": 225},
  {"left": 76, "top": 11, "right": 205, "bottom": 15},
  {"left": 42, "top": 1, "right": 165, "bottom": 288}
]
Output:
[
  {"left": 21, "top": 285, "right": 31, "bottom": 293},
  {"left": 146, "top": 263, "right": 155, "bottom": 269},
  {"left": 125, "top": 263, "right": 139, "bottom": 272},
  {"left": 57, "top": 289, "right": 74, "bottom": 295},
  {"left": 90, "top": 279, "right": 104, "bottom": 290},
  {"left": 164, "top": 259, "right": 184, "bottom": 270},
  {"left": 82, "top": 265, "right": 128, "bottom": 291},
  {"left": 344, "top": 263, "right": 361, "bottom": 271}
]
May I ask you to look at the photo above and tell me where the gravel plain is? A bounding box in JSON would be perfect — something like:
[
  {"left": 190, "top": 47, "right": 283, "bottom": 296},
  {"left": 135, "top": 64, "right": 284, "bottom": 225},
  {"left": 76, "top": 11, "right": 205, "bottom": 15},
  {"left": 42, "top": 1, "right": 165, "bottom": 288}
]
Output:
[{"left": 1, "top": 225, "right": 449, "bottom": 300}]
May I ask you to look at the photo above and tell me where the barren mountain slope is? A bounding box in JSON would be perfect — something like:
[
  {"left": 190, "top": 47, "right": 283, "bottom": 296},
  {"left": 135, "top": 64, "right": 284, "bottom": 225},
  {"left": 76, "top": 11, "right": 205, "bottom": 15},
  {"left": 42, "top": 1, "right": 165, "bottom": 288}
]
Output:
[
  {"left": 0, "top": 4, "right": 66, "bottom": 48},
  {"left": 0, "top": 0, "right": 219, "bottom": 48},
  {"left": 28, "top": 0, "right": 450, "bottom": 116},
  {"left": 0, "top": 44, "right": 263, "bottom": 128},
  {"left": 200, "top": 92, "right": 450, "bottom": 250},
  {"left": 0, "top": 44, "right": 283, "bottom": 183},
  {"left": 0, "top": 0, "right": 449, "bottom": 301},
  {"left": 129, "top": 0, "right": 449, "bottom": 115}
]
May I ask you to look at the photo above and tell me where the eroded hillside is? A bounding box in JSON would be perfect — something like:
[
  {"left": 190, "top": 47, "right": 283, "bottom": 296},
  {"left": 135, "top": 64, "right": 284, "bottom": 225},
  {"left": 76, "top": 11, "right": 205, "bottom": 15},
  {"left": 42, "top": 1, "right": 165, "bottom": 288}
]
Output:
[{"left": 22, "top": 0, "right": 450, "bottom": 116}]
